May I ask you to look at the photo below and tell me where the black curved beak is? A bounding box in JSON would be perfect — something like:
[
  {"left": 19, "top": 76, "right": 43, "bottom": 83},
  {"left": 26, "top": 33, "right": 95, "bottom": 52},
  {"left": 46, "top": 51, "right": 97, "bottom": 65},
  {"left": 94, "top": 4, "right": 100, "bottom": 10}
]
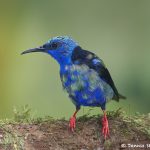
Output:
[{"left": 21, "top": 47, "right": 46, "bottom": 55}]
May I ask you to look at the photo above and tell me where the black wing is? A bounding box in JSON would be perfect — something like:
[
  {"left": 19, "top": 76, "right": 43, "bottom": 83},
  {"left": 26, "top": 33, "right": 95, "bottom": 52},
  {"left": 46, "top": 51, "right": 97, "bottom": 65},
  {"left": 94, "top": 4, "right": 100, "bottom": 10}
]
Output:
[{"left": 71, "top": 46, "right": 126, "bottom": 101}]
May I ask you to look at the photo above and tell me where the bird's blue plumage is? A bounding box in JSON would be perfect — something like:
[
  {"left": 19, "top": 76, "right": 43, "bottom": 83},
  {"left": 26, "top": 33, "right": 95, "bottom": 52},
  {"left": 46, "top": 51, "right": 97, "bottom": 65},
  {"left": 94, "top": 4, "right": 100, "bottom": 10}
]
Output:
[
  {"left": 60, "top": 64, "right": 114, "bottom": 109},
  {"left": 22, "top": 36, "right": 126, "bottom": 110}
]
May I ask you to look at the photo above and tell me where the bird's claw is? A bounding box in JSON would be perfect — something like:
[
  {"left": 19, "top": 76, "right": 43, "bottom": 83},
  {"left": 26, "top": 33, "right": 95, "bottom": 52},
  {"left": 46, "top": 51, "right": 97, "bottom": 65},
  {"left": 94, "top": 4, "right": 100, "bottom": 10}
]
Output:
[
  {"left": 69, "top": 116, "right": 76, "bottom": 132},
  {"left": 102, "top": 115, "right": 110, "bottom": 139}
]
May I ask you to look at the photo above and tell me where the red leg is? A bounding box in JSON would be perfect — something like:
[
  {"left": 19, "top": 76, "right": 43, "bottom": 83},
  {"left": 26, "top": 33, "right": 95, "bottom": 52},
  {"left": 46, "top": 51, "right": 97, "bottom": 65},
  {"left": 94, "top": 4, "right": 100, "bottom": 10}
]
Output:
[
  {"left": 102, "top": 110, "right": 110, "bottom": 139},
  {"left": 69, "top": 108, "right": 79, "bottom": 132}
]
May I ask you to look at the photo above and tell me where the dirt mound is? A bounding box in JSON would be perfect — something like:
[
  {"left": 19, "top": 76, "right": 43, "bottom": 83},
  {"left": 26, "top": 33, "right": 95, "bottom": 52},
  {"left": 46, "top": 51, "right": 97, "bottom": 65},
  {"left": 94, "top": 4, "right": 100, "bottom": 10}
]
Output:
[{"left": 0, "top": 110, "right": 149, "bottom": 150}]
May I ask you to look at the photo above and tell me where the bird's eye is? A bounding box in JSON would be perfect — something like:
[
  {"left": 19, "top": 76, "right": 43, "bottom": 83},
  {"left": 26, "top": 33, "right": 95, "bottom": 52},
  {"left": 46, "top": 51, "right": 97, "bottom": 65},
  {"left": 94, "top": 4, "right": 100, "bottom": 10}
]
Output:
[{"left": 51, "top": 43, "right": 58, "bottom": 49}]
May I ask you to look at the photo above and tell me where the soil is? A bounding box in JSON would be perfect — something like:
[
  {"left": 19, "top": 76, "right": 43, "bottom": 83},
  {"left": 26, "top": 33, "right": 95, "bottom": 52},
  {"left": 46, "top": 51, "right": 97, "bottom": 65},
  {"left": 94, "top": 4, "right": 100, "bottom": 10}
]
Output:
[{"left": 0, "top": 113, "right": 149, "bottom": 150}]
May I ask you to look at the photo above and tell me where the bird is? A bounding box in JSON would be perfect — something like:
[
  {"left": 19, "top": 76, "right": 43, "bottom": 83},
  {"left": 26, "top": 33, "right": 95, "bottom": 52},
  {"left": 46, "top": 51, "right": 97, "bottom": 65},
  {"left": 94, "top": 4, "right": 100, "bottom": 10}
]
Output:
[{"left": 21, "top": 36, "right": 126, "bottom": 139}]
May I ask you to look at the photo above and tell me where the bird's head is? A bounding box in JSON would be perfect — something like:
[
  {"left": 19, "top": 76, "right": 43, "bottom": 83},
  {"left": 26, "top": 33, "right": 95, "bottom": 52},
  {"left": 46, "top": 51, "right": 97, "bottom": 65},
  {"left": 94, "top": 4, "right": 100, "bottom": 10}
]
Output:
[{"left": 21, "top": 36, "right": 78, "bottom": 66}]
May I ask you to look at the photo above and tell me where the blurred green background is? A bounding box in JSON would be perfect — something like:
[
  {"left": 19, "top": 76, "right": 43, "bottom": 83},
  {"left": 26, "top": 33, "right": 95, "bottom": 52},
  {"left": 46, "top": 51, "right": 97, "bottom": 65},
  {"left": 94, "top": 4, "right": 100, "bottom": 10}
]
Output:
[{"left": 0, "top": 0, "right": 150, "bottom": 119}]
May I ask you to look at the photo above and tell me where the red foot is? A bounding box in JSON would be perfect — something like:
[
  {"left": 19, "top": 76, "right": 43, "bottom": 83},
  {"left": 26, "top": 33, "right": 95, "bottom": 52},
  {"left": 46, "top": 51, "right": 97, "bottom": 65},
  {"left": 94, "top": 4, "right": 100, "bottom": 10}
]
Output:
[
  {"left": 69, "top": 116, "right": 76, "bottom": 131},
  {"left": 102, "top": 114, "right": 110, "bottom": 139}
]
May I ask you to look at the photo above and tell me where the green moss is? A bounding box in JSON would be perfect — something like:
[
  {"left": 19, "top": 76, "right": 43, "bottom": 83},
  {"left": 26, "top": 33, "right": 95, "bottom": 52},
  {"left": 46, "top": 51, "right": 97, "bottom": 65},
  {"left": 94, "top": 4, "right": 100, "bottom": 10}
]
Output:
[
  {"left": 0, "top": 124, "right": 24, "bottom": 150},
  {"left": 104, "top": 140, "right": 113, "bottom": 150}
]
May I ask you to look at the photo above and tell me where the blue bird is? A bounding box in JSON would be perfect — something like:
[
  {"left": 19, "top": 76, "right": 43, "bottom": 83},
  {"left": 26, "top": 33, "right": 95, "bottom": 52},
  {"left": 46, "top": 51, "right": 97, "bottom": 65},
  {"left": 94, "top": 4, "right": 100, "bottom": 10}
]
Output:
[{"left": 21, "top": 36, "right": 126, "bottom": 139}]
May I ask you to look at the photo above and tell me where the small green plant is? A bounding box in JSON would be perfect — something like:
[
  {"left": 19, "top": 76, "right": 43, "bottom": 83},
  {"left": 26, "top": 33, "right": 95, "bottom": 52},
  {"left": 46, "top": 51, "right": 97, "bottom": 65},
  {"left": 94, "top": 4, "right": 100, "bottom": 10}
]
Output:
[
  {"left": 13, "top": 104, "right": 33, "bottom": 123},
  {"left": 104, "top": 139, "right": 113, "bottom": 150}
]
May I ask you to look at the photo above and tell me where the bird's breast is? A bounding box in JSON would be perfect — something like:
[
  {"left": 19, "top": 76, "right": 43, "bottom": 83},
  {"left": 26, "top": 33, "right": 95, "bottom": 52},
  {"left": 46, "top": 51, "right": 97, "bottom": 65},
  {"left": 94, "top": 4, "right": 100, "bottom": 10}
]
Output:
[
  {"left": 60, "top": 64, "right": 114, "bottom": 106},
  {"left": 60, "top": 65, "right": 98, "bottom": 91}
]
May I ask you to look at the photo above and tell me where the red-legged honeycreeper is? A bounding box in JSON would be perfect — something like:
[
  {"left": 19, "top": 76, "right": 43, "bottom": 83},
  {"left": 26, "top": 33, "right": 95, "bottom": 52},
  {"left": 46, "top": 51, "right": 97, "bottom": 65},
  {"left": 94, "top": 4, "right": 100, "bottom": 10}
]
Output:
[{"left": 21, "top": 36, "right": 126, "bottom": 139}]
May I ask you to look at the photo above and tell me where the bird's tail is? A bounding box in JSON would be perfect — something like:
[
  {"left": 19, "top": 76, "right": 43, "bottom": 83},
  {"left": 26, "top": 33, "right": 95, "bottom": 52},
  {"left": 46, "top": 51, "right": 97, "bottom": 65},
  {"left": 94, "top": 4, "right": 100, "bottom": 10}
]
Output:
[{"left": 118, "top": 93, "right": 126, "bottom": 99}]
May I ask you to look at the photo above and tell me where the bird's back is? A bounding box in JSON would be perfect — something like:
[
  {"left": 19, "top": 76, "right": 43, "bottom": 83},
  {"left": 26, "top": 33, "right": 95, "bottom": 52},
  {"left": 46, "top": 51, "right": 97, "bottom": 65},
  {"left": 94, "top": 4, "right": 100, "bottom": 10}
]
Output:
[{"left": 71, "top": 46, "right": 126, "bottom": 101}]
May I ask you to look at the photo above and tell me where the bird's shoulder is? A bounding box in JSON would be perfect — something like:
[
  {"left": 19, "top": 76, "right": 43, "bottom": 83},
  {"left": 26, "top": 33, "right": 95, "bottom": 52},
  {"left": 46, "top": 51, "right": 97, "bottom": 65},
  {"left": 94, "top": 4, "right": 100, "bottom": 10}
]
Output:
[
  {"left": 71, "top": 46, "right": 120, "bottom": 101},
  {"left": 71, "top": 46, "right": 104, "bottom": 67}
]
